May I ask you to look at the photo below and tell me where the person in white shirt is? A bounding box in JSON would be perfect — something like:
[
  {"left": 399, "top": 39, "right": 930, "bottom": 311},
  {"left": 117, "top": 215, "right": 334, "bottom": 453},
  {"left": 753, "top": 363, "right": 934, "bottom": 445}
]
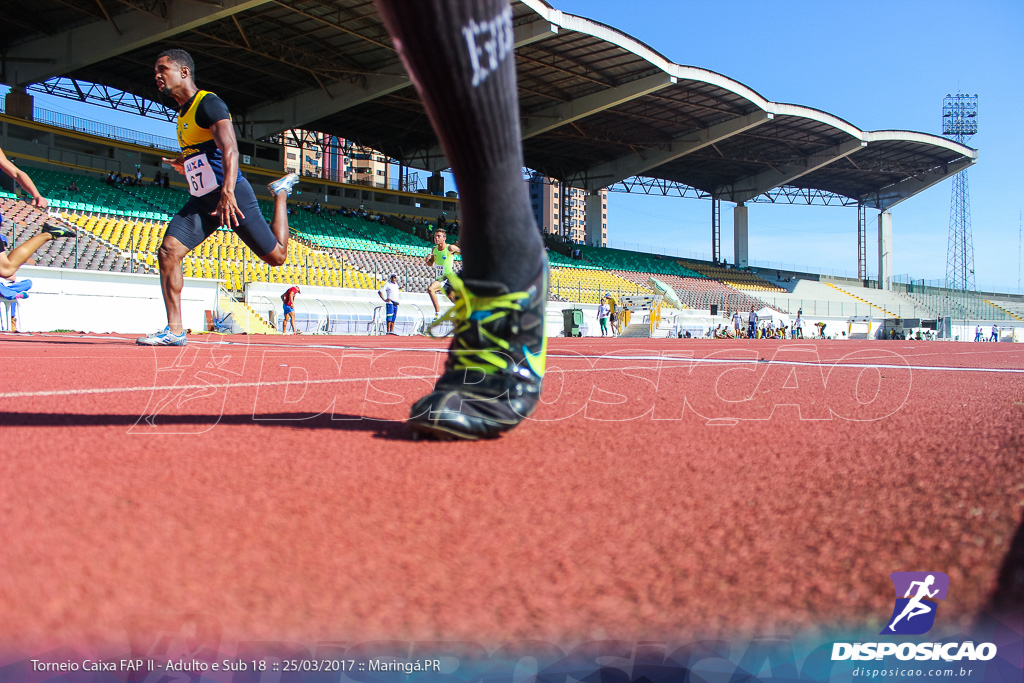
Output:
[
  {"left": 596, "top": 298, "right": 610, "bottom": 337},
  {"left": 794, "top": 315, "right": 804, "bottom": 339},
  {"left": 990, "top": 324, "right": 999, "bottom": 342},
  {"left": 732, "top": 310, "right": 742, "bottom": 336},
  {"left": 378, "top": 273, "right": 401, "bottom": 335}
]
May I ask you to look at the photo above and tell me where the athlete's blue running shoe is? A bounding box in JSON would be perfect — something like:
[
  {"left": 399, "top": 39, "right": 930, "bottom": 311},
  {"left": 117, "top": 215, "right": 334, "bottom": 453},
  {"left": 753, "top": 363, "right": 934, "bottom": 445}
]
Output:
[
  {"left": 136, "top": 327, "right": 187, "bottom": 346},
  {"left": 268, "top": 172, "right": 300, "bottom": 197}
]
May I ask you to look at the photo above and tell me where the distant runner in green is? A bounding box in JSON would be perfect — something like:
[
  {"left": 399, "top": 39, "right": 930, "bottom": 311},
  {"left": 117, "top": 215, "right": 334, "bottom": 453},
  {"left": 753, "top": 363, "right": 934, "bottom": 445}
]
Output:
[{"left": 425, "top": 225, "right": 459, "bottom": 317}]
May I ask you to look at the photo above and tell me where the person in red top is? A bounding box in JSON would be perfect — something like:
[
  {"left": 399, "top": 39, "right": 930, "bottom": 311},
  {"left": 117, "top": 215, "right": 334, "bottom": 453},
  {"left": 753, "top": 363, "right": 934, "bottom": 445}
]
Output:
[{"left": 281, "top": 285, "right": 300, "bottom": 334}]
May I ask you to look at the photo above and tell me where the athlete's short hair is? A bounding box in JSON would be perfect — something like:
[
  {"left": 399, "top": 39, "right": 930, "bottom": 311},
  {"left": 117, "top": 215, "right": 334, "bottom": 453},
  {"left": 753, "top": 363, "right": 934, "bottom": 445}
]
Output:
[{"left": 158, "top": 49, "right": 195, "bottom": 78}]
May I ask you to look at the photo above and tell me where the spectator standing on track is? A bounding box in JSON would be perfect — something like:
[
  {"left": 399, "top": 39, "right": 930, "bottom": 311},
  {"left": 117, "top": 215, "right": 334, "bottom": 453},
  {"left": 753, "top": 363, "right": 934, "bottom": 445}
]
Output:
[
  {"left": 990, "top": 324, "right": 999, "bottom": 342},
  {"left": 281, "top": 285, "right": 300, "bottom": 334},
  {"left": 604, "top": 292, "right": 619, "bottom": 336},
  {"left": 793, "top": 314, "right": 804, "bottom": 338},
  {"left": 597, "top": 297, "right": 610, "bottom": 337},
  {"left": 0, "top": 149, "right": 77, "bottom": 280},
  {"left": 748, "top": 307, "right": 757, "bottom": 339},
  {"left": 732, "top": 310, "right": 742, "bottom": 336},
  {"left": 136, "top": 48, "right": 299, "bottom": 347},
  {"left": 975, "top": 324, "right": 982, "bottom": 342},
  {"left": 378, "top": 273, "right": 401, "bottom": 335}
]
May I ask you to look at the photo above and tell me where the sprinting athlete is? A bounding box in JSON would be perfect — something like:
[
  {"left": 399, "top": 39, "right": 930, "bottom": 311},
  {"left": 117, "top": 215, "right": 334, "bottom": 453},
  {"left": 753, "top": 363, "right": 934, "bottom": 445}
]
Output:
[
  {"left": 137, "top": 49, "right": 299, "bottom": 346},
  {"left": 888, "top": 574, "right": 939, "bottom": 631},
  {"left": 376, "top": 0, "right": 549, "bottom": 440},
  {"left": 425, "top": 225, "right": 459, "bottom": 317},
  {"left": 0, "top": 148, "right": 77, "bottom": 279}
]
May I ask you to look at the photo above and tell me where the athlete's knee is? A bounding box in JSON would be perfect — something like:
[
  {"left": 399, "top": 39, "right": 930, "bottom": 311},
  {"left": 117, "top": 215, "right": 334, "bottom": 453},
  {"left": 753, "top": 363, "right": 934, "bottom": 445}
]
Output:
[{"left": 157, "top": 242, "right": 186, "bottom": 267}]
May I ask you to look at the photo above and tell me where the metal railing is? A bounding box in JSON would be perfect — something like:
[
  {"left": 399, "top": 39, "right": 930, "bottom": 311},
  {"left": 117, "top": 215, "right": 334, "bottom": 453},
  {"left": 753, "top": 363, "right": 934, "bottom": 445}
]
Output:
[
  {"left": 603, "top": 239, "right": 860, "bottom": 279},
  {"left": 892, "top": 275, "right": 1013, "bottom": 321},
  {"left": 3, "top": 104, "right": 179, "bottom": 152}
]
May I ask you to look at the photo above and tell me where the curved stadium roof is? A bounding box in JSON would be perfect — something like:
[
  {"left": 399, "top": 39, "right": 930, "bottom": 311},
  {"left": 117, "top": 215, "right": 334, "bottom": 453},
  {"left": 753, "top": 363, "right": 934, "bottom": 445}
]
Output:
[{"left": 0, "top": 0, "right": 976, "bottom": 210}]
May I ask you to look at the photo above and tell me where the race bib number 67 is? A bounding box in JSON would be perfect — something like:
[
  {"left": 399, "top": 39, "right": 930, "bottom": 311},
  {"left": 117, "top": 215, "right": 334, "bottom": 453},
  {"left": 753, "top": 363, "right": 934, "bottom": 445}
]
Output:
[{"left": 184, "top": 153, "right": 218, "bottom": 197}]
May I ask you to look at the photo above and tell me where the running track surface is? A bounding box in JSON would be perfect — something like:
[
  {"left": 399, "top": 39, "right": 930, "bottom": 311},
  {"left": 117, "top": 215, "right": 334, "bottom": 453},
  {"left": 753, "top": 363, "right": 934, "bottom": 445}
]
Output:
[{"left": 0, "top": 333, "right": 1021, "bottom": 653}]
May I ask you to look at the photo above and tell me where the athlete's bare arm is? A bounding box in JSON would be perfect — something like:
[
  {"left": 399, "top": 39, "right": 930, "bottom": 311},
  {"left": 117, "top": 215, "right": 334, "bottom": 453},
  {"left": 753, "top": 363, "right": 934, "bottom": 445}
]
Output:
[
  {"left": 209, "top": 118, "right": 243, "bottom": 228},
  {"left": 448, "top": 244, "right": 461, "bottom": 255},
  {"left": 0, "top": 148, "right": 47, "bottom": 209},
  {"left": 162, "top": 156, "right": 185, "bottom": 175},
  {"left": 426, "top": 252, "right": 435, "bottom": 266}
]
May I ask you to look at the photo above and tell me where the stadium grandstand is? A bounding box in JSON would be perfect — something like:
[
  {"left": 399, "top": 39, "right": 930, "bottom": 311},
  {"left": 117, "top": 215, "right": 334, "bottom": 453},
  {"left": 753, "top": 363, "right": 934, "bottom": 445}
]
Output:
[{"left": 0, "top": 0, "right": 1019, "bottom": 340}]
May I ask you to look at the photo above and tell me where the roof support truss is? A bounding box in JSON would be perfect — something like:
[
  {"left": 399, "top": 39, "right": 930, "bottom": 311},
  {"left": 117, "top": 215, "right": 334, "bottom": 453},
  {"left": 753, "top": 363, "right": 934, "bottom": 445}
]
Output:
[
  {"left": 860, "top": 157, "right": 976, "bottom": 211},
  {"left": 242, "top": 16, "right": 558, "bottom": 145},
  {"left": 418, "top": 72, "right": 677, "bottom": 172},
  {"left": 567, "top": 110, "right": 772, "bottom": 191},
  {"left": 3, "top": 0, "right": 271, "bottom": 86},
  {"left": 520, "top": 72, "right": 677, "bottom": 140},
  {"left": 715, "top": 139, "right": 865, "bottom": 203},
  {"left": 241, "top": 68, "right": 409, "bottom": 140}
]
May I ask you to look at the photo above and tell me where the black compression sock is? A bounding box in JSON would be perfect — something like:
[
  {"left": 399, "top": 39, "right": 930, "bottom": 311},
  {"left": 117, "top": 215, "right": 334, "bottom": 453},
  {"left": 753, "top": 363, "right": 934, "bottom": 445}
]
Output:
[{"left": 376, "top": 0, "right": 544, "bottom": 291}]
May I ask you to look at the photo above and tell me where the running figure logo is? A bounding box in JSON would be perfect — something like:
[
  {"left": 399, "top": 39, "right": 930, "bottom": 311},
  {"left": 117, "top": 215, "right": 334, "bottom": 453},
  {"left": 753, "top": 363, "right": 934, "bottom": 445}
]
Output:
[{"left": 881, "top": 571, "right": 949, "bottom": 635}]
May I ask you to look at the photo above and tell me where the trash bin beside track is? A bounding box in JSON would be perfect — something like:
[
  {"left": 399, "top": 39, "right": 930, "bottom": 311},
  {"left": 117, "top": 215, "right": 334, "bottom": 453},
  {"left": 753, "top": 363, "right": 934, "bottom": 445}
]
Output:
[{"left": 563, "top": 308, "right": 583, "bottom": 337}]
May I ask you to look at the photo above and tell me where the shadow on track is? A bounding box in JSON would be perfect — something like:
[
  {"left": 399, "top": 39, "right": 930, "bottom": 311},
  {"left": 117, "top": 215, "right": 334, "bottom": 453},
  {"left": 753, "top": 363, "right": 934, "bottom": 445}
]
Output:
[{"left": 0, "top": 411, "right": 415, "bottom": 440}]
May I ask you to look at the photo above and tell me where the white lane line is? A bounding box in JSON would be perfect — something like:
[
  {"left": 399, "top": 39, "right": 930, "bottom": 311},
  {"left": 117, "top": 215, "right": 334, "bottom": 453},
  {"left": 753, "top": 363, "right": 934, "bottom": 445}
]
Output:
[{"left": 2, "top": 355, "right": 1023, "bottom": 401}]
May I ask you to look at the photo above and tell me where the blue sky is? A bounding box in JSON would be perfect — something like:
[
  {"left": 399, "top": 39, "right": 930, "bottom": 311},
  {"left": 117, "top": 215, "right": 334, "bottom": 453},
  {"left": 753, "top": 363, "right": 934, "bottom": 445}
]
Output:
[
  {"left": 5, "top": 0, "right": 1023, "bottom": 292},
  {"left": 552, "top": 0, "right": 1024, "bottom": 293}
]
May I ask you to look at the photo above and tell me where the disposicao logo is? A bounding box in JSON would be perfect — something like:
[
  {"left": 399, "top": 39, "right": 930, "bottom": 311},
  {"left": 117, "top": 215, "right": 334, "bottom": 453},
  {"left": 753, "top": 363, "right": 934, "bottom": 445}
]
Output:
[
  {"left": 831, "top": 571, "right": 998, "bottom": 662},
  {"left": 881, "top": 571, "right": 948, "bottom": 635}
]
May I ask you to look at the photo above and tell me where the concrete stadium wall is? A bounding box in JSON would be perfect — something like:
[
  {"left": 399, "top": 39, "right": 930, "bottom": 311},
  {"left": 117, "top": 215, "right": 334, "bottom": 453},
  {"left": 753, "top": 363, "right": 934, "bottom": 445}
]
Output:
[
  {"left": 2, "top": 266, "right": 219, "bottom": 334},
  {"left": 245, "top": 281, "right": 607, "bottom": 337},
  {"left": 4, "top": 266, "right": 1019, "bottom": 341}
]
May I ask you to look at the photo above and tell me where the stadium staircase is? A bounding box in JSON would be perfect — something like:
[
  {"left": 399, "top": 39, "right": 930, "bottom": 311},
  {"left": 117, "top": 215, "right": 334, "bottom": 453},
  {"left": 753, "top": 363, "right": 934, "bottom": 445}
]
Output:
[
  {"left": 619, "top": 322, "right": 652, "bottom": 338},
  {"left": 983, "top": 299, "right": 1023, "bottom": 322},
  {"left": 218, "top": 293, "right": 277, "bottom": 334},
  {"left": 825, "top": 282, "right": 897, "bottom": 318}
]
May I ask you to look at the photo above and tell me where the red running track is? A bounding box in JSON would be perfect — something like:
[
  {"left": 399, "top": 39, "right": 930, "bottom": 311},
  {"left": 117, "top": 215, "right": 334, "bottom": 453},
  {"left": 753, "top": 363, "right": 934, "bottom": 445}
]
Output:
[{"left": 0, "top": 332, "right": 1021, "bottom": 653}]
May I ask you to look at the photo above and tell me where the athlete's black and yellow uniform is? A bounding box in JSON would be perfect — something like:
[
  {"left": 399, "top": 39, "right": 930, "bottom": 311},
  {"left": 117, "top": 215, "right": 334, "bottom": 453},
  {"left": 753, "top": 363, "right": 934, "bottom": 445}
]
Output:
[
  {"left": 166, "top": 90, "right": 278, "bottom": 256},
  {"left": 176, "top": 90, "right": 241, "bottom": 193}
]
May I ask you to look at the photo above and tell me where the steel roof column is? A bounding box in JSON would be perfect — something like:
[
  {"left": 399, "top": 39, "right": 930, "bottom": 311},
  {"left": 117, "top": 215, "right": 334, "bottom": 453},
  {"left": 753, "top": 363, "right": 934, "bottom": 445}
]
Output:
[
  {"left": 858, "top": 203, "right": 867, "bottom": 282},
  {"left": 733, "top": 203, "right": 748, "bottom": 267},
  {"left": 711, "top": 198, "right": 721, "bottom": 263},
  {"left": 878, "top": 211, "right": 893, "bottom": 291}
]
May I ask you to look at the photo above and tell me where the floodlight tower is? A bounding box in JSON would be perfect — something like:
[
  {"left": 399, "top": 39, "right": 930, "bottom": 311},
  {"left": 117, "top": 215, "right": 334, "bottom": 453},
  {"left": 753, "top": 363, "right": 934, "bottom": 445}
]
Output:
[{"left": 942, "top": 93, "right": 978, "bottom": 293}]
